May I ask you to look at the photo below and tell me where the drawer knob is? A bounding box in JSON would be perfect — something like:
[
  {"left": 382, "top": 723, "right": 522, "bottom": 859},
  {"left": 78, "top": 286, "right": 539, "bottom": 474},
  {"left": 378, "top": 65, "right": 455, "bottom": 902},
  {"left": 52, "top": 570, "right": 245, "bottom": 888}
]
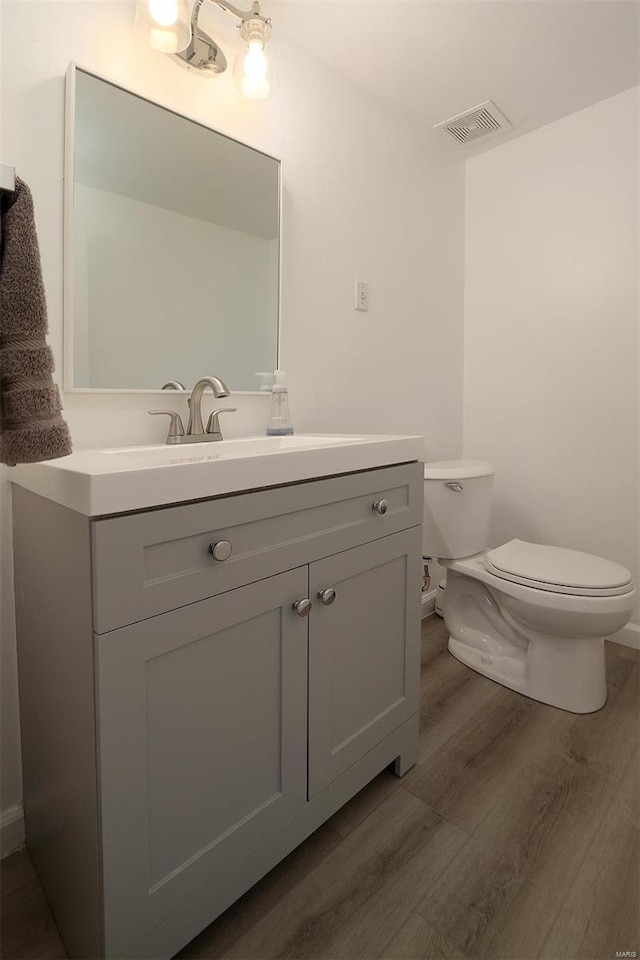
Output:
[
  {"left": 318, "top": 588, "right": 336, "bottom": 606},
  {"left": 209, "top": 540, "right": 232, "bottom": 562},
  {"left": 372, "top": 499, "right": 388, "bottom": 515},
  {"left": 292, "top": 598, "right": 312, "bottom": 618}
]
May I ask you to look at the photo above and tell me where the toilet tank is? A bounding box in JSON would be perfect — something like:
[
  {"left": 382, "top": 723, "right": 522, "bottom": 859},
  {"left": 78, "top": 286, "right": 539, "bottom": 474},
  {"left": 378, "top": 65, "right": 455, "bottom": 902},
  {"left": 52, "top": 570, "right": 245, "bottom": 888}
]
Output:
[{"left": 423, "top": 459, "right": 495, "bottom": 560}]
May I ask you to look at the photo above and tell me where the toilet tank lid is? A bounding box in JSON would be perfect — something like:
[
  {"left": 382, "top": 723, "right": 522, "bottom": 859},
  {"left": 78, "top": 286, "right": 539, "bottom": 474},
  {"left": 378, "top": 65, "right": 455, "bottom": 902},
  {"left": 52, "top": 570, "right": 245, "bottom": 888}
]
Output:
[{"left": 424, "top": 459, "right": 494, "bottom": 480}]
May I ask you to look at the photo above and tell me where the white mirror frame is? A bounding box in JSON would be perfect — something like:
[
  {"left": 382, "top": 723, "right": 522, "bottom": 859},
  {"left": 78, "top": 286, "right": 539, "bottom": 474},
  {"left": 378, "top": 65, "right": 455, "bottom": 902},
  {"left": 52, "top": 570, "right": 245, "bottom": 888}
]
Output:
[{"left": 63, "top": 62, "right": 282, "bottom": 395}]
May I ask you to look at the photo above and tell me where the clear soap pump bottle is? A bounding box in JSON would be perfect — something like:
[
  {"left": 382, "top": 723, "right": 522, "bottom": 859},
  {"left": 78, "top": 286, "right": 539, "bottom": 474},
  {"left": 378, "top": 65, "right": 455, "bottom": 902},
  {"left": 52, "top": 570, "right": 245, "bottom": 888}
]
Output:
[{"left": 266, "top": 370, "right": 294, "bottom": 436}]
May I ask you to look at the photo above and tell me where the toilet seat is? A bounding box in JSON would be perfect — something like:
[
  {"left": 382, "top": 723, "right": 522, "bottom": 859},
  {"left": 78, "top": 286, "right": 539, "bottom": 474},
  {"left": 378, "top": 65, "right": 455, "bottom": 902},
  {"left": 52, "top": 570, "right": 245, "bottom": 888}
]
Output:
[{"left": 484, "top": 539, "right": 633, "bottom": 597}]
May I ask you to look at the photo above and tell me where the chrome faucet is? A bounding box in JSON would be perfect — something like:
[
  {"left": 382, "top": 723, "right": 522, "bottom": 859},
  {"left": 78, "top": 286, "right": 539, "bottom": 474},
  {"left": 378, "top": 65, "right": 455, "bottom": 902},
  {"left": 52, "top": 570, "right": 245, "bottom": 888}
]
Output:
[
  {"left": 149, "top": 375, "right": 236, "bottom": 444},
  {"left": 186, "top": 376, "right": 230, "bottom": 434}
]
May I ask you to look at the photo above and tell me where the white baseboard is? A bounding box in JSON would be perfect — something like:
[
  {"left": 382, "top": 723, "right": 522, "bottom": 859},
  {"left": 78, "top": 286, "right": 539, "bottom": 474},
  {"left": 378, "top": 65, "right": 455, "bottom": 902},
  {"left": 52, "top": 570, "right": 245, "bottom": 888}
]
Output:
[
  {"left": 1, "top": 804, "right": 25, "bottom": 859},
  {"left": 608, "top": 622, "right": 640, "bottom": 651},
  {"left": 421, "top": 589, "right": 437, "bottom": 619}
]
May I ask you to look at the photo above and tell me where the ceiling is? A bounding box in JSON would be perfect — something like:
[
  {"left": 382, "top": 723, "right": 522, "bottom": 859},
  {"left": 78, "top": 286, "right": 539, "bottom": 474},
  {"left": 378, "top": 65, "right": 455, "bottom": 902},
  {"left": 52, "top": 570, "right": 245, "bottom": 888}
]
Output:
[{"left": 270, "top": 0, "right": 640, "bottom": 153}]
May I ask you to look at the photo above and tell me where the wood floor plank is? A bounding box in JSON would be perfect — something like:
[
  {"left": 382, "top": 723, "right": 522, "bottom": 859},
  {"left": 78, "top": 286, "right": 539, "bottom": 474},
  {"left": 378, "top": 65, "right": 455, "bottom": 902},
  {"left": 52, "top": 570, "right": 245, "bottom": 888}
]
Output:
[
  {"left": 320, "top": 792, "right": 468, "bottom": 959},
  {"left": 406, "top": 684, "right": 559, "bottom": 833},
  {"left": 177, "top": 822, "right": 342, "bottom": 958},
  {"left": 379, "top": 911, "right": 454, "bottom": 959},
  {"left": 606, "top": 639, "right": 640, "bottom": 662},
  {"left": 613, "top": 748, "right": 640, "bottom": 827},
  {"left": 420, "top": 616, "right": 450, "bottom": 666},
  {"left": 538, "top": 752, "right": 640, "bottom": 960},
  {"left": 0, "top": 849, "right": 67, "bottom": 960},
  {"left": 416, "top": 657, "right": 640, "bottom": 960},
  {"left": 327, "top": 767, "right": 400, "bottom": 840},
  {"left": 418, "top": 617, "right": 500, "bottom": 765},
  {"left": 223, "top": 788, "right": 467, "bottom": 960},
  {"left": 553, "top": 646, "right": 639, "bottom": 777}
]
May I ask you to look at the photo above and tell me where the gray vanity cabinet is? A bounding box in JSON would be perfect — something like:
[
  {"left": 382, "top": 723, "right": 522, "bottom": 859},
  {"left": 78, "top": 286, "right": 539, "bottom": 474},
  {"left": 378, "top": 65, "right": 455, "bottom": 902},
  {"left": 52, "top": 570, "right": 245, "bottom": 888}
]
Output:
[
  {"left": 97, "top": 568, "right": 309, "bottom": 955},
  {"left": 12, "top": 461, "right": 423, "bottom": 960},
  {"left": 308, "top": 527, "right": 421, "bottom": 797}
]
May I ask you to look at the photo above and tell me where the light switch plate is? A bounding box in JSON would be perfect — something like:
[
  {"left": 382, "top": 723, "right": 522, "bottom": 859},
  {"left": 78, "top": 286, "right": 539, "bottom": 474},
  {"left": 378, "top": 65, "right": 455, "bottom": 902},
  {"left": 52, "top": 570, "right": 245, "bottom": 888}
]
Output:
[{"left": 355, "top": 280, "right": 369, "bottom": 312}]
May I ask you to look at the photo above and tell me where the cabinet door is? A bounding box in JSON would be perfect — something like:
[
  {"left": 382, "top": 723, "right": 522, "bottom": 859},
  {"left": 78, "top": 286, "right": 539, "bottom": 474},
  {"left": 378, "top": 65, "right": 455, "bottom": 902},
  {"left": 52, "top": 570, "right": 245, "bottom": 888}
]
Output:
[
  {"left": 97, "top": 568, "right": 308, "bottom": 958},
  {"left": 308, "top": 527, "right": 422, "bottom": 798}
]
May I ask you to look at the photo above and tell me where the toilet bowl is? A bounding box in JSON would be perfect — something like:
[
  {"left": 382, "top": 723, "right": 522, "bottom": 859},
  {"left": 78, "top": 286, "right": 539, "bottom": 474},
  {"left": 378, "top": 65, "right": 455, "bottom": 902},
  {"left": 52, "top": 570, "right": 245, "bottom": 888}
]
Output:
[{"left": 424, "top": 460, "right": 636, "bottom": 714}]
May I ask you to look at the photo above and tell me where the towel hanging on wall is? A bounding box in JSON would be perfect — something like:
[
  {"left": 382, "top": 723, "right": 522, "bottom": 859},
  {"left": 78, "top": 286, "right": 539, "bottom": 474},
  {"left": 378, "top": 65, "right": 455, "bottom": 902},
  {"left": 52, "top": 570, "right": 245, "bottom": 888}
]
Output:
[{"left": 0, "top": 176, "right": 72, "bottom": 465}]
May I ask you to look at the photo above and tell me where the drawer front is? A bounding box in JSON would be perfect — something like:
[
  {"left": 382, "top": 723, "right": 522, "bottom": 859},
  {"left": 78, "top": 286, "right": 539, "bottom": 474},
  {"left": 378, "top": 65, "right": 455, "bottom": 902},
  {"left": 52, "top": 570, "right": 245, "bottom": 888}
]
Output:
[{"left": 92, "top": 462, "right": 422, "bottom": 633}]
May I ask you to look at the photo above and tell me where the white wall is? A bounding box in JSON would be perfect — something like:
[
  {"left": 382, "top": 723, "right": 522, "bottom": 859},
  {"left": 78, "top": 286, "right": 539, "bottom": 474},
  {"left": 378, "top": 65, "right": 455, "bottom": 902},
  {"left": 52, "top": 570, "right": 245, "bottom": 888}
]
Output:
[
  {"left": 73, "top": 185, "right": 276, "bottom": 390},
  {"left": 0, "top": 1, "right": 465, "bottom": 851},
  {"left": 464, "top": 88, "right": 639, "bottom": 629},
  {"left": 0, "top": 0, "right": 25, "bottom": 858}
]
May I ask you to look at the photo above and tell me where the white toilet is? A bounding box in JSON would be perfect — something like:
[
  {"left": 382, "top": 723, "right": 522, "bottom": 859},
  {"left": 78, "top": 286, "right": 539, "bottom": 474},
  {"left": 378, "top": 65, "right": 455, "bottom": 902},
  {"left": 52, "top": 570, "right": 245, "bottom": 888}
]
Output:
[{"left": 423, "top": 459, "right": 636, "bottom": 713}]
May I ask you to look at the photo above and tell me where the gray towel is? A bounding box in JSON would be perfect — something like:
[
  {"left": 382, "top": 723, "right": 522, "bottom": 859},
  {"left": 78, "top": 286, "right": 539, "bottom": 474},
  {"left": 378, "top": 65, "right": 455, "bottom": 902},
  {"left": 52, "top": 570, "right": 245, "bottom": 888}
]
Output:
[{"left": 0, "top": 177, "right": 72, "bottom": 465}]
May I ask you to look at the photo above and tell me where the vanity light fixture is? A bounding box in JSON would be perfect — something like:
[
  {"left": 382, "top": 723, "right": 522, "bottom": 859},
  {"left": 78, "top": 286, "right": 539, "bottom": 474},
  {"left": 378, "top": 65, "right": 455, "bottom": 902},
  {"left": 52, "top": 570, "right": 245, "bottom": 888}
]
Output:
[
  {"left": 135, "top": 0, "right": 192, "bottom": 54},
  {"left": 136, "top": 0, "right": 275, "bottom": 98}
]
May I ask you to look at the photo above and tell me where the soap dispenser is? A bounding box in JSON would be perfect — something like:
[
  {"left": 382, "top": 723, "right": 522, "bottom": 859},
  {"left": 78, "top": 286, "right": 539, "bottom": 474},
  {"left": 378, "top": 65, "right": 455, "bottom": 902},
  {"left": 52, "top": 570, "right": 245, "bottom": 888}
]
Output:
[
  {"left": 255, "top": 372, "right": 274, "bottom": 392},
  {"left": 266, "top": 370, "right": 294, "bottom": 436}
]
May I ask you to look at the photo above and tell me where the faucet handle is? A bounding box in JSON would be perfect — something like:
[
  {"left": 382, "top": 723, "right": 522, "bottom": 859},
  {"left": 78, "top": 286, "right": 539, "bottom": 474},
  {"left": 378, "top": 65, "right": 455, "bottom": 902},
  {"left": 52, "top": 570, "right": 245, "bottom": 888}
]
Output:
[
  {"left": 206, "top": 408, "right": 237, "bottom": 439},
  {"left": 149, "top": 410, "right": 185, "bottom": 443}
]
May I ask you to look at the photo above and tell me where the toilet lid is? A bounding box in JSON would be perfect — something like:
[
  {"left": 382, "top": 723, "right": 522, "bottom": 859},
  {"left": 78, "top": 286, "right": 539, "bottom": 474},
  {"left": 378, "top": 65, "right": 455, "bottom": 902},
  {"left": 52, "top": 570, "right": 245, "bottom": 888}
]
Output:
[{"left": 484, "top": 539, "right": 633, "bottom": 596}]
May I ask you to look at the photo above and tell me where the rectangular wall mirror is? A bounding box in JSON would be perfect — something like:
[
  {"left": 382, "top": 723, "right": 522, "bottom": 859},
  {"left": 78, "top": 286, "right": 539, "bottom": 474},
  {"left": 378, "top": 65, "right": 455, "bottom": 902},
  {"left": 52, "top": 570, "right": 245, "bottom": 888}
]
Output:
[{"left": 64, "top": 65, "right": 280, "bottom": 393}]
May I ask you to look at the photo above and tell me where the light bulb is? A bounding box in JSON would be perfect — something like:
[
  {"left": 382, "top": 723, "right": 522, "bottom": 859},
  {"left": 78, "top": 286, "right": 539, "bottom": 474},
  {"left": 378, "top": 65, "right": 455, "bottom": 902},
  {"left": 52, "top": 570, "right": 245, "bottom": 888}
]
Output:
[
  {"left": 135, "top": 0, "right": 191, "bottom": 54},
  {"left": 234, "top": 15, "right": 276, "bottom": 99},
  {"left": 148, "top": 0, "right": 178, "bottom": 28},
  {"left": 241, "top": 40, "right": 270, "bottom": 99},
  {"left": 149, "top": 27, "right": 180, "bottom": 52}
]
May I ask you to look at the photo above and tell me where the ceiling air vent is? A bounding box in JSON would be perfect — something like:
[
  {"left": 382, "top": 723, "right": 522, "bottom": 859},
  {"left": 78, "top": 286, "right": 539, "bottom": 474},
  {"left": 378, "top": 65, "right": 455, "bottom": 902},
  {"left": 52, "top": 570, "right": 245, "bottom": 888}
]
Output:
[{"left": 434, "top": 100, "right": 511, "bottom": 146}]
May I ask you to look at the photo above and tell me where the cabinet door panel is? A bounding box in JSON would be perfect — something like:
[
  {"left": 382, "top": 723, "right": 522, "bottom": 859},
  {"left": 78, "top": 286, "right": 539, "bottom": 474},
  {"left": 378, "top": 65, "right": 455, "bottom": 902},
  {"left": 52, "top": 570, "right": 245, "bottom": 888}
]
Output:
[
  {"left": 308, "top": 528, "right": 421, "bottom": 798},
  {"left": 97, "top": 568, "right": 308, "bottom": 957}
]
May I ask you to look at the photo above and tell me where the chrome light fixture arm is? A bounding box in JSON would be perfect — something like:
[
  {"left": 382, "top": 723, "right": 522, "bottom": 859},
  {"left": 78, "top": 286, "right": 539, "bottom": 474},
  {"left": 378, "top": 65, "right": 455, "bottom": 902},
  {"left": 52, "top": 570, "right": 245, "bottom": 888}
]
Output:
[
  {"left": 174, "top": 0, "right": 228, "bottom": 75},
  {"left": 171, "top": 0, "right": 272, "bottom": 86},
  {"left": 184, "top": 0, "right": 205, "bottom": 61},
  {"left": 213, "top": 0, "right": 262, "bottom": 23}
]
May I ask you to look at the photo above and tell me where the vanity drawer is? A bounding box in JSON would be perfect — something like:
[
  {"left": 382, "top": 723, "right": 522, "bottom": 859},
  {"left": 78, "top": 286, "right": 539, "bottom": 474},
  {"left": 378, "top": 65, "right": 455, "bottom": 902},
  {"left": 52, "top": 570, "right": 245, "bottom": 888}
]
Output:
[{"left": 92, "top": 462, "right": 422, "bottom": 633}]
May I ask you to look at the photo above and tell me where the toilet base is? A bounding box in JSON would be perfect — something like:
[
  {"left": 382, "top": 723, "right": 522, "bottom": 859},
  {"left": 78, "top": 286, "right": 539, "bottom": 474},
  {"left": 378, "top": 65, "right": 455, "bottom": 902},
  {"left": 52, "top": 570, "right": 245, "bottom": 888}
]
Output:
[{"left": 448, "top": 635, "right": 607, "bottom": 714}]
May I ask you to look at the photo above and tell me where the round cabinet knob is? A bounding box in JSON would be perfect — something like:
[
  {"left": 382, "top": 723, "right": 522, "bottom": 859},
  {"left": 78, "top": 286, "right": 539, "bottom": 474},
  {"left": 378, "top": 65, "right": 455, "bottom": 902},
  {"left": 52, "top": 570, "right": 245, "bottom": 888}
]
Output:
[
  {"left": 372, "top": 499, "right": 388, "bottom": 515},
  {"left": 292, "top": 598, "right": 313, "bottom": 618},
  {"left": 209, "top": 540, "right": 232, "bottom": 562},
  {"left": 317, "top": 588, "right": 336, "bottom": 606}
]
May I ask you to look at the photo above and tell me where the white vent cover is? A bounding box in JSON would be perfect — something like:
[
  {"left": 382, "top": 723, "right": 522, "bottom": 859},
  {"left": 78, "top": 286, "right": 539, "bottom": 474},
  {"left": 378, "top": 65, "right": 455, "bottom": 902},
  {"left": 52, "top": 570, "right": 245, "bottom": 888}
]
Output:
[{"left": 434, "top": 100, "right": 511, "bottom": 146}]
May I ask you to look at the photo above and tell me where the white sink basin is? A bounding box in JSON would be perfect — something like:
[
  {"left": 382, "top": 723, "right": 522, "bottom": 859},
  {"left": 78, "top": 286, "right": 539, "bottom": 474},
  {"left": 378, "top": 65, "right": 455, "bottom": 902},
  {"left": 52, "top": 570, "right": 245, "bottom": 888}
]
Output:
[
  {"left": 104, "top": 434, "right": 365, "bottom": 465},
  {"left": 12, "top": 433, "right": 424, "bottom": 516}
]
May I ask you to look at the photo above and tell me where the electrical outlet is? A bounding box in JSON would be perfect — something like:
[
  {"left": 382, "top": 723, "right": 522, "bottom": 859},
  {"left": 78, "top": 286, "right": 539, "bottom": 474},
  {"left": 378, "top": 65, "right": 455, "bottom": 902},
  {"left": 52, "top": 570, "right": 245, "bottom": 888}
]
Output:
[{"left": 355, "top": 280, "right": 369, "bottom": 312}]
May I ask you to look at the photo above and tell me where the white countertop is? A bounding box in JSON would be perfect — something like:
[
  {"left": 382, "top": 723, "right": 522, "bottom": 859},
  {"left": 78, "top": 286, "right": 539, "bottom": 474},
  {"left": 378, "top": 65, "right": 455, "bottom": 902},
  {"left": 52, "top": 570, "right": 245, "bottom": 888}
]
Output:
[{"left": 11, "top": 433, "right": 425, "bottom": 517}]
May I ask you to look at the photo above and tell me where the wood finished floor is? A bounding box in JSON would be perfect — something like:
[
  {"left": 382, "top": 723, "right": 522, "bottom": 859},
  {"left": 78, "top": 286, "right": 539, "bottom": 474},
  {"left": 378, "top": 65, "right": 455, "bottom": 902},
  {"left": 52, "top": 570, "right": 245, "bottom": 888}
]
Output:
[{"left": 2, "top": 617, "right": 638, "bottom": 960}]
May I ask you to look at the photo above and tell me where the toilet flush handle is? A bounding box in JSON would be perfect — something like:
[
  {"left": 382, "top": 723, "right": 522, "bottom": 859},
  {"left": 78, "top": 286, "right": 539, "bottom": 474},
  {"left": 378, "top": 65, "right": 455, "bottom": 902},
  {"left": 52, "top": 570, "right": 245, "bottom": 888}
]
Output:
[{"left": 445, "top": 482, "right": 464, "bottom": 492}]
